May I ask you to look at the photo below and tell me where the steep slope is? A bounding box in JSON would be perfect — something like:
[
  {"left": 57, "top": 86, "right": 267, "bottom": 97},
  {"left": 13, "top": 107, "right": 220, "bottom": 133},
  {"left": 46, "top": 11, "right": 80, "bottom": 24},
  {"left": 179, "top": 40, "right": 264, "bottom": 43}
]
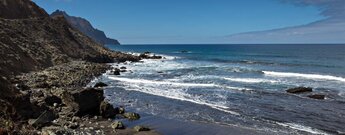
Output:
[
  {"left": 0, "top": 0, "right": 48, "bottom": 19},
  {"left": 0, "top": 0, "right": 138, "bottom": 132},
  {"left": 51, "top": 10, "right": 120, "bottom": 45}
]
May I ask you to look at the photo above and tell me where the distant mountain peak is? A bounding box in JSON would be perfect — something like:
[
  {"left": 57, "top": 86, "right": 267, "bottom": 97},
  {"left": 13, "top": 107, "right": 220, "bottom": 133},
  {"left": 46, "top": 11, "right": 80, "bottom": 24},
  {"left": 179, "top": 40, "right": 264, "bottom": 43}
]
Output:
[
  {"left": 50, "top": 10, "right": 120, "bottom": 45},
  {"left": 51, "top": 10, "right": 68, "bottom": 16}
]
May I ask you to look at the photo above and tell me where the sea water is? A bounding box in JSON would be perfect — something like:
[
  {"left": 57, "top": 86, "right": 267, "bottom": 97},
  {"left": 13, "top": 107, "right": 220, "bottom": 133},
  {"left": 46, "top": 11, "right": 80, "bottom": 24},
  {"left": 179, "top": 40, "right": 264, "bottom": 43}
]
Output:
[{"left": 100, "top": 44, "right": 345, "bottom": 134}]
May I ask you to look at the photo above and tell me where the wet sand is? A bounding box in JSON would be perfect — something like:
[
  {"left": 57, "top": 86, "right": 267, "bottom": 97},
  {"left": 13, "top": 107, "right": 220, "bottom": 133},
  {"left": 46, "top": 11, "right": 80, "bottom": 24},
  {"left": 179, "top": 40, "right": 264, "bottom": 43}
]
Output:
[{"left": 124, "top": 114, "right": 275, "bottom": 135}]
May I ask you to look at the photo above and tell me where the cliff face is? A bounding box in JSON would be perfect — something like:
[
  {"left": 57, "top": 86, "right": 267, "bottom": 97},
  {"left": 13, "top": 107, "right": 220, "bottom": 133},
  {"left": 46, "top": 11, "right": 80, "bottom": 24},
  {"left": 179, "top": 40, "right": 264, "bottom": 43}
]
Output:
[
  {"left": 51, "top": 10, "right": 120, "bottom": 45},
  {"left": 0, "top": 0, "right": 48, "bottom": 19},
  {"left": 0, "top": 0, "right": 137, "bottom": 131}
]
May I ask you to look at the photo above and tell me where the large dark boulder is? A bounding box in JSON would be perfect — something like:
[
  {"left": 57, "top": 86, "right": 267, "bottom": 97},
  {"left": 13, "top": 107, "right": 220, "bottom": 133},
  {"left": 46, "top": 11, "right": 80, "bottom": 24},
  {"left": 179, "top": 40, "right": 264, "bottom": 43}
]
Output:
[
  {"left": 286, "top": 87, "right": 312, "bottom": 94},
  {"left": 61, "top": 88, "right": 104, "bottom": 116}
]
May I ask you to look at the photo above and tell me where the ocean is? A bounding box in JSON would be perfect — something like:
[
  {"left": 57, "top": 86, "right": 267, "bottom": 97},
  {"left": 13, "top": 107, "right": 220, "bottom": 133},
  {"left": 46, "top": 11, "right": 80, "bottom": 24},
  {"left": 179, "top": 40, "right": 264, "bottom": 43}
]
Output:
[{"left": 98, "top": 44, "right": 345, "bottom": 134}]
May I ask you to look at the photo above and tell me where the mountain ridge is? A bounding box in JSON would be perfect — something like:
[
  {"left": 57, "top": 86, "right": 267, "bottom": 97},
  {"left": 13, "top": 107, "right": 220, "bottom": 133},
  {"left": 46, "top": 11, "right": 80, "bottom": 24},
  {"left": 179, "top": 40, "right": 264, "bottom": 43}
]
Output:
[{"left": 51, "top": 10, "right": 120, "bottom": 45}]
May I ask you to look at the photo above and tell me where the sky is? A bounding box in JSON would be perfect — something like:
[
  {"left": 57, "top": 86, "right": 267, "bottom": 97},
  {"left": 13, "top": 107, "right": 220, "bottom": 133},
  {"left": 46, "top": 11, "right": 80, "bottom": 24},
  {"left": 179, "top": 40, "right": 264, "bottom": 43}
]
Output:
[{"left": 33, "top": 0, "right": 344, "bottom": 44}]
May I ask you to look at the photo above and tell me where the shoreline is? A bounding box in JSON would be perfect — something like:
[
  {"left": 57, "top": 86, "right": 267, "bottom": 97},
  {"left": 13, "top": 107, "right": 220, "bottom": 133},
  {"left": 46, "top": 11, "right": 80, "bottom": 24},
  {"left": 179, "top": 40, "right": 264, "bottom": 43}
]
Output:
[{"left": 7, "top": 60, "right": 159, "bottom": 134}]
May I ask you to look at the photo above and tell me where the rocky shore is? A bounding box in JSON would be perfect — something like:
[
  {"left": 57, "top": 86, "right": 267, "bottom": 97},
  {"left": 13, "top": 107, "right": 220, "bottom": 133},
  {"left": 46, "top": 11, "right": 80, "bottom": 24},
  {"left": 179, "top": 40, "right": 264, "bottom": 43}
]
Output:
[{"left": 2, "top": 61, "right": 160, "bottom": 134}]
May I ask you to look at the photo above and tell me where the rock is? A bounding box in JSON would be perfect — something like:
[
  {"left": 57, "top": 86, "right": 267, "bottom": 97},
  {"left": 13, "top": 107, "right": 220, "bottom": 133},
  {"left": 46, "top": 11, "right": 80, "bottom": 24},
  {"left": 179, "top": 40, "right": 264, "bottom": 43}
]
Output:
[
  {"left": 111, "top": 121, "right": 125, "bottom": 129},
  {"left": 94, "top": 82, "right": 108, "bottom": 88},
  {"left": 118, "top": 106, "right": 125, "bottom": 114},
  {"left": 72, "top": 116, "right": 81, "bottom": 122},
  {"left": 61, "top": 88, "right": 104, "bottom": 116},
  {"left": 100, "top": 101, "right": 118, "bottom": 118},
  {"left": 41, "top": 126, "right": 72, "bottom": 135},
  {"left": 28, "top": 111, "right": 56, "bottom": 128},
  {"left": 157, "top": 71, "right": 163, "bottom": 74},
  {"left": 308, "top": 94, "right": 326, "bottom": 100},
  {"left": 139, "top": 53, "right": 162, "bottom": 59},
  {"left": 134, "top": 126, "right": 150, "bottom": 132},
  {"left": 123, "top": 112, "right": 140, "bottom": 120},
  {"left": 151, "top": 55, "right": 162, "bottom": 59},
  {"left": 110, "top": 68, "right": 120, "bottom": 75},
  {"left": 15, "top": 83, "right": 30, "bottom": 90},
  {"left": 120, "top": 70, "right": 127, "bottom": 72},
  {"left": 120, "top": 66, "right": 127, "bottom": 69},
  {"left": 286, "top": 87, "right": 312, "bottom": 94},
  {"left": 44, "top": 95, "right": 62, "bottom": 106},
  {"left": 68, "top": 122, "right": 79, "bottom": 129}
]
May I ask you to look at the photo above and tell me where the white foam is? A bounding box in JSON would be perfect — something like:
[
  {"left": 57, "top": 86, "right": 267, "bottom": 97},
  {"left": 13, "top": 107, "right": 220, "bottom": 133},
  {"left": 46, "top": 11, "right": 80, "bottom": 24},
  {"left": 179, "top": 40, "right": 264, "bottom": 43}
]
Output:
[
  {"left": 276, "top": 122, "right": 330, "bottom": 135},
  {"left": 224, "top": 78, "right": 278, "bottom": 84},
  {"left": 108, "top": 76, "right": 240, "bottom": 115},
  {"left": 108, "top": 77, "right": 217, "bottom": 87},
  {"left": 263, "top": 71, "right": 345, "bottom": 82}
]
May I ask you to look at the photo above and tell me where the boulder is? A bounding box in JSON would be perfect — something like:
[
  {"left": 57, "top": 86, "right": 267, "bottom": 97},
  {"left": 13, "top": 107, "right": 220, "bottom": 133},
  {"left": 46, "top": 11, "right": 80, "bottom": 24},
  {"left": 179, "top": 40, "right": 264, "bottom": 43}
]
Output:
[
  {"left": 120, "top": 66, "right": 127, "bottom": 70},
  {"left": 286, "top": 87, "right": 312, "bottom": 94},
  {"left": 133, "top": 126, "right": 150, "bottom": 132},
  {"left": 150, "top": 55, "right": 162, "bottom": 59},
  {"left": 111, "top": 121, "right": 125, "bottom": 129},
  {"left": 94, "top": 82, "right": 108, "bottom": 88},
  {"left": 44, "top": 95, "right": 62, "bottom": 106},
  {"left": 28, "top": 111, "right": 56, "bottom": 128},
  {"left": 139, "top": 53, "right": 162, "bottom": 59},
  {"left": 61, "top": 88, "right": 104, "bottom": 116},
  {"left": 41, "top": 126, "right": 73, "bottom": 135},
  {"left": 15, "top": 83, "right": 30, "bottom": 90},
  {"left": 99, "top": 101, "right": 118, "bottom": 118},
  {"left": 307, "top": 94, "right": 326, "bottom": 100},
  {"left": 118, "top": 106, "right": 125, "bottom": 114},
  {"left": 110, "top": 68, "right": 120, "bottom": 75},
  {"left": 123, "top": 112, "right": 140, "bottom": 120}
]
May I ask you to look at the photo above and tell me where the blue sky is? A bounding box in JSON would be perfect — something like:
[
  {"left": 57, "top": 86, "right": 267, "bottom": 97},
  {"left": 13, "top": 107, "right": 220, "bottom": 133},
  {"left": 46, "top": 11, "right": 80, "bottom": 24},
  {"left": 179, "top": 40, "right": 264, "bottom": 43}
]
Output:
[{"left": 33, "top": 0, "right": 344, "bottom": 44}]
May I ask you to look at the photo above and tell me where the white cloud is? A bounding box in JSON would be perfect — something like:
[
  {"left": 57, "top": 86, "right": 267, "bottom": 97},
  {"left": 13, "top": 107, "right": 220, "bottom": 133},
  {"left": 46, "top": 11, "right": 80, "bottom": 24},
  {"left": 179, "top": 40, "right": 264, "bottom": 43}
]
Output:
[{"left": 225, "top": 0, "right": 345, "bottom": 43}]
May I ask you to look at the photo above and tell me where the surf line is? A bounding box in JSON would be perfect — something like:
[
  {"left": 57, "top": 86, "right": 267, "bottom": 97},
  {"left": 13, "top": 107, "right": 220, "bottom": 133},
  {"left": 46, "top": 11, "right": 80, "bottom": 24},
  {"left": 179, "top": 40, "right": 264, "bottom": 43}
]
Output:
[
  {"left": 263, "top": 71, "right": 345, "bottom": 82},
  {"left": 108, "top": 76, "right": 240, "bottom": 115}
]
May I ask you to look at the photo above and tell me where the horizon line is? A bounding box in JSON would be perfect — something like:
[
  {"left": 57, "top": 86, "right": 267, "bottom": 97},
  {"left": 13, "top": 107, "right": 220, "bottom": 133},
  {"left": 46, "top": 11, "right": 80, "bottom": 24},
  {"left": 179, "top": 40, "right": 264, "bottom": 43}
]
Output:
[{"left": 110, "top": 43, "right": 345, "bottom": 45}]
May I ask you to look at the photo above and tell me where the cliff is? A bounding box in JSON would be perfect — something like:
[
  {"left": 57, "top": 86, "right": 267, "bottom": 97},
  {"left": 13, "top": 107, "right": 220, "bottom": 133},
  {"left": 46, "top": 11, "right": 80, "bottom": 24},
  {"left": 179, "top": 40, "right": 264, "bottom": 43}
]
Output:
[
  {"left": 0, "top": 0, "right": 138, "bottom": 133},
  {"left": 51, "top": 10, "right": 121, "bottom": 45}
]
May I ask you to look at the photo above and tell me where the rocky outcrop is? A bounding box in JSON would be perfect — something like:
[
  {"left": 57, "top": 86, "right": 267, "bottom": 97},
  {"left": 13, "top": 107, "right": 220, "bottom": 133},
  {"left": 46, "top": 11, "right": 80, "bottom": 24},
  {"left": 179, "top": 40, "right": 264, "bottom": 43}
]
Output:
[
  {"left": 134, "top": 126, "right": 151, "bottom": 132},
  {"left": 62, "top": 88, "right": 104, "bottom": 116},
  {"left": 286, "top": 87, "right": 312, "bottom": 94},
  {"left": 123, "top": 112, "right": 141, "bottom": 120},
  {"left": 51, "top": 10, "right": 120, "bottom": 45},
  {"left": 0, "top": 0, "right": 48, "bottom": 19},
  {"left": 307, "top": 94, "right": 326, "bottom": 100}
]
